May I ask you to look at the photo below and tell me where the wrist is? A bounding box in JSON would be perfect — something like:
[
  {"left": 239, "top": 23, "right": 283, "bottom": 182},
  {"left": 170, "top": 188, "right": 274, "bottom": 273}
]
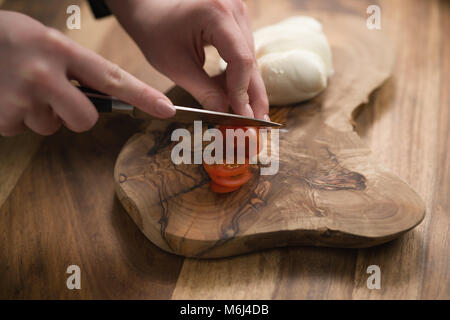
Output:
[
  {"left": 106, "top": 0, "right": 157, "bottom": 22},
  {"left": 106, "top": 0, "right": 137, "bottom": 18},
  {"left": 106, "top": 0, "right": 158, "bottom": 39},
  {"left": 106, "top": 0, "right": 170, "bottom": 56}
]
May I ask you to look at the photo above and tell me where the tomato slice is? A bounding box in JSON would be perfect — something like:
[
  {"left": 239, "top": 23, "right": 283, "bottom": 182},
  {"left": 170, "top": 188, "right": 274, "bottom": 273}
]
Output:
[
  {"left": 209, "top": 170, "right": 252, "bottom": 188},
  {"left": 203, "top": 162, "right": 250, "bottom": 177},
  {"left": 209, "top": 181, "right": 241, "bottom": 193},
  {"left": 218, "top": 126, "right": 261, "bottom": 158},
  {"left": 204, "top": 126, "right": 260, "bottom": 193}
]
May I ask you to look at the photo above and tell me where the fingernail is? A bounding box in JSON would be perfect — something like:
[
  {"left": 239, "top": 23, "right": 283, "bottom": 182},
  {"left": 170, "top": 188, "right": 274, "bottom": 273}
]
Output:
[
  {"left": 264, "top": 114, "right": 271, "bottom": 122},
  {"left": 155, "top": 99, "right": 176, "bottom": 118}
]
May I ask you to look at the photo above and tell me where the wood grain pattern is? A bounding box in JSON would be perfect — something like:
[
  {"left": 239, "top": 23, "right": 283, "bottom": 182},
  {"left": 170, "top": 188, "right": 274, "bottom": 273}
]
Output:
[
  {"left": 0, "top": 1, "right": 183, "bottom": 299},
  {"left": 0, "top": 133, "right": 43, "bottom": 209},
  {"left": 0, "top": 0, "right": 448, "bottom": 299},
  {"left": 114, "top": 11, "right": 425, "bottom": 258},
  {"left": 0, "top": 0, "right": 75, "bottom": 211},
  {"left": 0, "top": 116, "right": 184, "bottom": 299},
  {"left": 173, "top": 0, "right": 449, "bottom": 299}
]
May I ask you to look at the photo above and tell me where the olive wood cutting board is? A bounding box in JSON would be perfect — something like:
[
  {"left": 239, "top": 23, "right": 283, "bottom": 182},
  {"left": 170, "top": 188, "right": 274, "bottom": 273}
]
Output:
[{"left": 114, "top": 12, "right": 425, "bottom": 258}]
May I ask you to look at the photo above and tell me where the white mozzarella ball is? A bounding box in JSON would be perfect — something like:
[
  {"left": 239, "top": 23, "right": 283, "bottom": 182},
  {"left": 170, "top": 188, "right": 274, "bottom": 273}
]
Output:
[{"left": 218, "top": 16, "right": 333, "bottom": 105}]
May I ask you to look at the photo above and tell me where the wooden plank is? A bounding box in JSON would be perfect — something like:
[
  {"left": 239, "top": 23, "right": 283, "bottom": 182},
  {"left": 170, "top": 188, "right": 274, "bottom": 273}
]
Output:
[
  {"left": 172, "top": 0, "right": 449, "bottom": 299},
  {"left": 0, "top": 0, "right": 183, "bottom": 299},
  {"left": 0, "top": 133, "right": 43, "bottom": 209},
  {"left": 351, "top": 0, "right": 445, "bottom": 299},
  {"left": 173, "top": 251, "right": 282, "bottom": 299},
  {"left": 115, "top": 9, "right": 426, "bottom": 259},
  {"left": 0, "top": 0, "right": 447, "bottom": 299},
  {"left": 0, "top": 0, "right": 75, "bottom": 209},
  {"left": 172, "top": 0, "right": 366, "bottom": 299},
  {"left": 0, "top": 117, "right": 184, "bottom": 299},
  {"left": 419, "top": 0, "right": 450, "bottom": 299}
]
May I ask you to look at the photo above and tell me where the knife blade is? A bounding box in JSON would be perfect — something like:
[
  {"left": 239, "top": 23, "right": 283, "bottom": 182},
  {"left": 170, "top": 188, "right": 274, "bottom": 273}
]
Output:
[{"left": 78, "top": 85, "right": 282, "bottom": 128}]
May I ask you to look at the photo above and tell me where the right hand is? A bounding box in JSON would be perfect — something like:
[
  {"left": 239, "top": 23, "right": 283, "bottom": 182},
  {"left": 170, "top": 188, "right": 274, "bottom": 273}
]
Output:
[
  {"left": 0, "top": 11, "right": 175, "bottom": 136},
  {"left": 107, "top": 0, "right": 269, "bottom": 120}
]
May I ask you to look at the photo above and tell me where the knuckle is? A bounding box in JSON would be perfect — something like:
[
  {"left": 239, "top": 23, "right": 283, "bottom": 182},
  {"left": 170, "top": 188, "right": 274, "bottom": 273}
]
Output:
[
  {"left": 210, "top": 0, "right": 233, "bottom": 16},
  {"left": 42, "top": 28, "right": 73, "bottom": 56},
  {"left": 102, "top": 63, "right": 124, "bottom": 92},
  {"left": 5, "top": 93, "right": 31, "bottom": 112},
  {"left": 234, "top": 0, "right": 246, "bottom": 14},
  {"left": 14, "top": 103, "right": 31, "bottom": 114},
  {"left": 199, "top": 90, "right": 227, "bottom": 109},
  {"left": 235, "top": 87, "right": 249, "bottom": 99},
  {"left": 238, "top": 52, "right": 254, "bottom": 69},
  {"left": 23, "top": 60, "right": 52, "bottom": 86}
]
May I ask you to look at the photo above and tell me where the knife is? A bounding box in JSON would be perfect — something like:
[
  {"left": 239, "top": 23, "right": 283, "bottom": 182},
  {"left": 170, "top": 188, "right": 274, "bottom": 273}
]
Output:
[{"left": 77, "top": 85, "right": 282, "bottom": 128}]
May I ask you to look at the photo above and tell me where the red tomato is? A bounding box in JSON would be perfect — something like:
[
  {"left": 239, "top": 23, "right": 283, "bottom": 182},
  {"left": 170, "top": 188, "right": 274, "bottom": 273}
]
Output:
[
  {"left": 204, "top": 126, "right": 262, "bottom": 193},
  {"left": 209, "top": 181, "right": 241, "bottom": 193},
  {"left": 209, "top": 170, "right": 253, "bottom": 188},
  {"left": 203, "top": 162, "right": 250, "bottom": 177},
  {"left": 218, "top": 126, "right": 260, "bottom": 159}
]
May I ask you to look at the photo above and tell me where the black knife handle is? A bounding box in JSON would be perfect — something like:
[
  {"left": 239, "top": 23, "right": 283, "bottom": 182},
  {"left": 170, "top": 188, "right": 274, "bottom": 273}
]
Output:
[
  {"left": 86, "top": 96, "right": 113, "bottom": 113},
  {"left": 76, "top": 85, "right": 107, "bottom": 96},
  {"left": 76, "top": 85, "right": 113, "bottom": 113}
]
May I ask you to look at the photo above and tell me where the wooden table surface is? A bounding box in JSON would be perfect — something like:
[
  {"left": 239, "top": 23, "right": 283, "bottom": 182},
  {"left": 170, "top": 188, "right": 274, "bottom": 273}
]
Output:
[{"left": 0, "top": 0, "right": 448, "bottom": 299}]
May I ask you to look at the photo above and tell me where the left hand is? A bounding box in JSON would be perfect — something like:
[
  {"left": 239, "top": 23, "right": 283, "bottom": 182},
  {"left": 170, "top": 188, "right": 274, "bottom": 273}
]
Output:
[{"left": 107, "top": 0, "right": 269, "bottom": 120}]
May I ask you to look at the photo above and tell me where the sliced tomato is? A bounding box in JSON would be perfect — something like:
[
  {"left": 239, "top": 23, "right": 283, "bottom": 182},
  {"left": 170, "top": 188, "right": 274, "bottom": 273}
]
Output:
[
  {"left": 209, "top": 170, "right": 252, "bottom": 188},
  {"left": 209, "top": 181, "right": 241, "bottom": 193},
  {"left": 218, "top": 126, "right": 261, "bottom": 158},
  {"left": 205, "top": 126, "right": 261, "bottom": 193},
  {"left": 203, "top": 162, "right": 250, "bottom": 177}
]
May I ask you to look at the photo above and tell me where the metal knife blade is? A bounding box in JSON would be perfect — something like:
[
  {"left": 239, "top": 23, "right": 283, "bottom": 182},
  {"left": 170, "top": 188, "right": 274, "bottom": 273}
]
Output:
[
  {"left": 78, "top": 85, "right": 283, "bottom": 127},
  {"left": 132, "top": 104, "right": 282, "bottom": 127}
]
